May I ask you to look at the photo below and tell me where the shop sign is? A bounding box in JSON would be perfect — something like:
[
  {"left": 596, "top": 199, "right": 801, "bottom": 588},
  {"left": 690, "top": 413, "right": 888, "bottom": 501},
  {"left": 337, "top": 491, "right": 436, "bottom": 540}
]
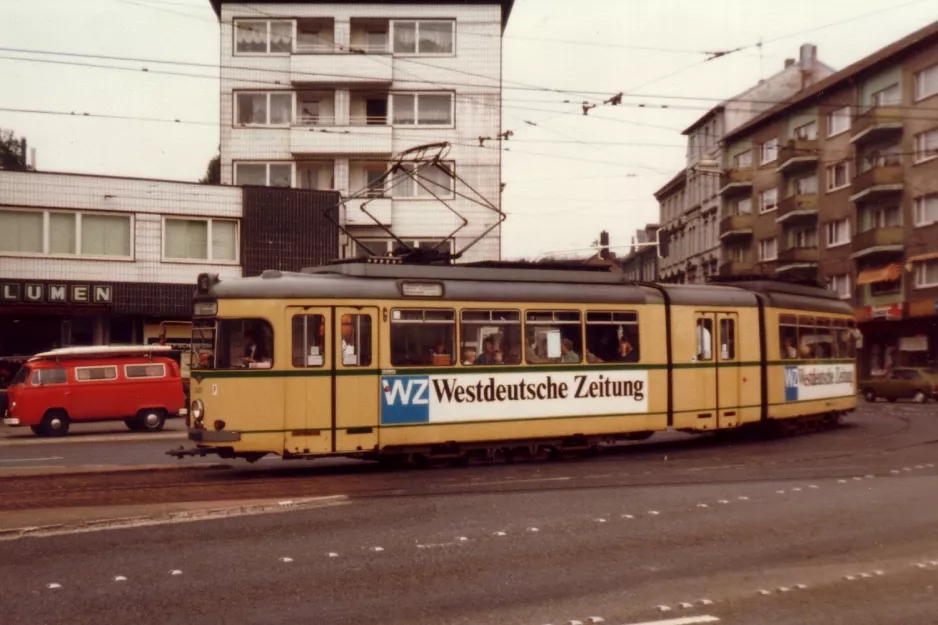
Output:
[
  {"left": 869, "top": 302, "right": 903, "bottom": 321},
  {"left": 0, "top": 282, "right": 112, "bottom": 305}
]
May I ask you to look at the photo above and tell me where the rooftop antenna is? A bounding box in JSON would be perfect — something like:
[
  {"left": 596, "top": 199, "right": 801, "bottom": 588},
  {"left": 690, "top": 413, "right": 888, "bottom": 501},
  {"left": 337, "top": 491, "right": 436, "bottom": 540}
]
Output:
[{"left": 328, "top": 141, "right": 505, "bottom": 265}]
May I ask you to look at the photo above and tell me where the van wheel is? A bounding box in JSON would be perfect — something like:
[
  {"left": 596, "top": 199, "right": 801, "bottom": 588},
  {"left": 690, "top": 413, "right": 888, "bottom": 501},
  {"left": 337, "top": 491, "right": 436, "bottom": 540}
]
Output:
[
  {"left": 913, "top": 390, "right": 928, "bottom": 404},
  {"left": 30, "top": 425, "right": 42, "bottom": 436},
  {"left": 137, "top": 409, "right": 166, "bottom": 432},
  {"left": 39, "top": 410, "right": 70, "bottom": 437},
  {"left": 124, "top": 418, "right": 145, "bottom": 432}
]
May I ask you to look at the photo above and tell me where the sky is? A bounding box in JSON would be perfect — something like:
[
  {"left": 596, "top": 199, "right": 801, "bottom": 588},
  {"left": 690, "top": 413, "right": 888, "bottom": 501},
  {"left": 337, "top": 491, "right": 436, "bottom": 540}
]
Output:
[{"left": 2, "top": 0, "right": 938, "bottom": 260}]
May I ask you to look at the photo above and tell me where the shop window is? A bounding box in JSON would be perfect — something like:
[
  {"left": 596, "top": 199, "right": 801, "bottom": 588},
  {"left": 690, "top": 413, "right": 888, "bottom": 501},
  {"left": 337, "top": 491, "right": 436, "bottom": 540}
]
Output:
[
  {"left": 585, "top": 311, "right": 639, "bottom": 363},
  {"left": 525, "top": 311, "right": 582, "bottom": 365},
  {"left": 390, "top": 309, "right": 455, "bottom": 366}
]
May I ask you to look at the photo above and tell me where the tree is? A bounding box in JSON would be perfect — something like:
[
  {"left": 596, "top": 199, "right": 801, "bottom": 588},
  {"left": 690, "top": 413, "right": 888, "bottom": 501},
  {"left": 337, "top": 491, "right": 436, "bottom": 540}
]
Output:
[
  {"left": 199, "top": 153, "right": 220, "bottom": 184},
  {"left": 0, "top": 128, "right": 28, "bottom": 172}
]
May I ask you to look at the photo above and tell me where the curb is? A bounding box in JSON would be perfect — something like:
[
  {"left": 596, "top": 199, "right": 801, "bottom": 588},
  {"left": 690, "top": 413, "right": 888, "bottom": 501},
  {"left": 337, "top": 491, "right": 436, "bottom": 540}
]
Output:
[
  {"left": 0, "top": 432, "right": 186, "bottom": 447},
  {"left": 0, "top": 495, "right": 348, "bottom": 540},
  {"left": 0, "top": 463, "right": 232, "bottom": 479}
]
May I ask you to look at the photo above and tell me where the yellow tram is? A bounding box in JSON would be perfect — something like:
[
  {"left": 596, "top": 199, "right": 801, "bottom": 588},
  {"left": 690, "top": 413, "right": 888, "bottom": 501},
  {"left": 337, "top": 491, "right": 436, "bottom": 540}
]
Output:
[{"left": 173, "top": 260, "right": 857, "bottom": 463}]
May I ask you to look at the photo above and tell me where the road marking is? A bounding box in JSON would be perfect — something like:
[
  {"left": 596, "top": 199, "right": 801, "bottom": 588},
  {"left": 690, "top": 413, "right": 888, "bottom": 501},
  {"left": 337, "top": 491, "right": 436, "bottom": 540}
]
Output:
[
  {"left": 114, "top": 576, "right": 127, "bottom": 582},
  {"left": 456, "top": 536, "right": 468, "bottom": 541},
  {"left": 737, "top": 496, "right": 749, "bottom": 501},
  {"left": 596, "top": 518, "right": 608, "bottom": 523},
  {"left": 328, "top": 552, "right": 339, "bottom": 558},
  {"left": 837, "top": 479, "right": 847, "bottom": 483},
  {"left": 494, "top": 531, "right": 507, "bottom": 536},
  {"left": 890, "top": 470, "right": 900, "bottom": 475},
  {"left": 622, "top": 514, "right": 635, "bottom": 519},
  {"left": 528, "top": 527, "right": 540, "bottom": 532},
  {"left": 757, "top": 589, "right": 771, "bottom": 595},
  {"left": 625, "top": 617, "right": 719, "bottom": 625},
  {"left": 696, "top": 503, "right": 709, "bottom": 508},
  {"left": 655, "top": 605, "right": 672, "bottom": 612},
  {"left": 791, "top": 488, "right": 802, "bottom": 492},
  {"left": 371, "top": 546, "right": 385, "bottom": 552},
  {"left": 679, "top": 602, "right": 693, "bottom": 609},
  {"left": 171, "top": 570, "right": 182, "bottom": 575},
  {"left": 648, "top": 510, "right": 660, "bottom": 516},
  {"left": 809, "top": 484, "right": 819, "bottom": 489},
  {"left": 717, "top": 500, "right": 729, "bottom": 504},
  {"left": 280, "top": 557, "right": 293, "bottom": 563},
  {"left": 698, "top": 599, "right": 713, "bottom": 606},
  {"left": 0, "top": 456, "right": 64, "bottom": 463},
  {"left": 468, "top": 477, "right": 572, "bottom": 486},
  {"left": 47, "top": 583, "right": 61, "bottom": 589}
]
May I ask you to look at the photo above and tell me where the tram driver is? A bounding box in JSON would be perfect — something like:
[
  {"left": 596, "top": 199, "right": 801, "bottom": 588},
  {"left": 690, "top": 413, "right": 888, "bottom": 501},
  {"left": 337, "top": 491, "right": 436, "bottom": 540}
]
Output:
[{"left": 241, "top": 329, "right": 271, "bottom": 367}]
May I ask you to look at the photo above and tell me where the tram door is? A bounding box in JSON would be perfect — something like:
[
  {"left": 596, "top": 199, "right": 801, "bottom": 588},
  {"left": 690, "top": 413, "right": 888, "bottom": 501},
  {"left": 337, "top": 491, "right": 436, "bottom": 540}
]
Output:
[
  {"left": 283, "top": 308, "right": 333, "bottom": 455},
  {"left": 716, "top": 313, "right": 740, "bottom": 429},
  {"left": 333, "top": 306, "right": 379, "bottom": 453},
  {"left": 694, "top": 313, "right": 718, "bottom": 428}
]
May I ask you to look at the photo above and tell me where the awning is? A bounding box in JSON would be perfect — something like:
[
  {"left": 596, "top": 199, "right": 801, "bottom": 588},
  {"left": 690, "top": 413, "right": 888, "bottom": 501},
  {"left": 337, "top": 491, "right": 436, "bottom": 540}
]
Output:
[
  {"left": 906, "top": 251, "right": 938, "bottom": 264},
  {"left": 856, "top": 263, "right": 902, "bottom": 285}
]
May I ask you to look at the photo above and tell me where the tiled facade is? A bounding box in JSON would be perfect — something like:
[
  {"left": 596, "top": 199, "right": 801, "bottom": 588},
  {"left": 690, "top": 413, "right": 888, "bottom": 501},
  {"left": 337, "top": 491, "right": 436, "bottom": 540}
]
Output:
[
  {"left": 717, "top": 21, "right": 938, "bottom": 375},
  {"left": 658, "top": 45, "right": 835, "bottom": 284},
  {"left": 213, "top": 0, "right": 512, "bottom": 262}
]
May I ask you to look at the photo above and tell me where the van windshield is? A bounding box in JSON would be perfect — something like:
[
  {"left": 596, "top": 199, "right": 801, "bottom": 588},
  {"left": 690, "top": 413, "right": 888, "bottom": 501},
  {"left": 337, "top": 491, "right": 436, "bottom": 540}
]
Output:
[
  {"left": 191, "top": 319, "right": 274, "bottom": 370},
  {"left": 10, "top": 366, "right": 30, "bottom": 387}
]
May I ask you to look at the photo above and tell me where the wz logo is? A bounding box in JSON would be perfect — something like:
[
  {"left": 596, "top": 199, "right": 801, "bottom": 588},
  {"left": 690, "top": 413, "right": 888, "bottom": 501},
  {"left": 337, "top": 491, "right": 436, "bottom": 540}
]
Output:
[
  {"left": 784, "top": 366, "right": 799, "bottom": 402},
  {"left": 380, "top": 376, "right": 431, "bottom": 424}
]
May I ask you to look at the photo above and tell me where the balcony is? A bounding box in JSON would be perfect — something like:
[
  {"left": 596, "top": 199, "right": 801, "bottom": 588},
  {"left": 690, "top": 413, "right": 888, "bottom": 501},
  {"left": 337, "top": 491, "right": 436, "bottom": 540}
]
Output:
[
  {"left": 719, "top": 169, "right": 754, "bottom": 196},
  {"left": 849, "top": 165, "right": 904, "bottom": 202},
  {"left": 777, "top": 246, "right": 818, "bottom": 265},
  {"left": 343, "top": 197, "right": 392, "bottom": 226},
  {"left": 290, "top": 125, "right": 392, "bottom": 155},
  {"left": 290, "top": 53, "right": 393, "bottom": 86},
  {"left": 776, "top": 139, "right": 819, "bottom": 174},
  {"left": 776, "top": 193, "right": 819, "bottom": 224},
  {"left": 850, "top": 106, "right": 904, "bottom": 144},
  {"left": 850, "top": 227, "right": 905, "bottom": 258},
  {"left": 719, "top": 260, "right": 756, "bottom": 276},
  {"left": 718, "top": 213, "right": 753, "bottom": 240}
]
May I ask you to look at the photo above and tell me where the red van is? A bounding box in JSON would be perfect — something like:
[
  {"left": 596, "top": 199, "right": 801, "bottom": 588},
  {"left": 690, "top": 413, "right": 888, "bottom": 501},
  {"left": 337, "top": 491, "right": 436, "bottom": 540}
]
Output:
[{"left": 2, "top": 346, "right": 186, "bottom": 437}]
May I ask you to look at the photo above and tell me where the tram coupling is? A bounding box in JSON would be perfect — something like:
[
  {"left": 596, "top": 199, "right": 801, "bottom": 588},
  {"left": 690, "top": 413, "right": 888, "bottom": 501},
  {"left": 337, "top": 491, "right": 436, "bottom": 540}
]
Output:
[{"left": 166, "top": 445, "right": 222, "bottom": 459}]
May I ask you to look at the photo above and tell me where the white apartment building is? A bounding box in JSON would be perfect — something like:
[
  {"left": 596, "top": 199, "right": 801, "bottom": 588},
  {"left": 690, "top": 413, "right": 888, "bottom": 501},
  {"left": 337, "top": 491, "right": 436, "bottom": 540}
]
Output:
[
  {"left": 212, "top": 0, "right": 513, "bottom": 262},
  {"left": 657, "top": 44, "right": 835, "bottom": 284}
]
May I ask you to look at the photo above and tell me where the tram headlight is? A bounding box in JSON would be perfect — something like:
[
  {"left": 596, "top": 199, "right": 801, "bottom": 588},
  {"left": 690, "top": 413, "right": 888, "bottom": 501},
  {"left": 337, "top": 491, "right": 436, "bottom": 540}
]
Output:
[{"left": 191, "top": 399, "right": 204, "bottom": 423}]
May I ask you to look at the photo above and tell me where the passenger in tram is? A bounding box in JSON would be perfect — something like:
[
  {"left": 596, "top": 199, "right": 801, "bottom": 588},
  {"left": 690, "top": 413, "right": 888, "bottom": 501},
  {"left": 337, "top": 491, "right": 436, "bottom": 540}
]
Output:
[
  {"left": 783, "top": 337, "right": 798, "bottom": 359},
  {"left": 241, "top": 330, "right": 268, "bottom": 366},
  {"left": 618, "top": 331, "right": 638, "bottom": 362},
  {"left": 560, "top": 338, "right": 580, "bottom": 363},
  {"left": 475, "top": 337, "right": 497, "bottom": 365}
]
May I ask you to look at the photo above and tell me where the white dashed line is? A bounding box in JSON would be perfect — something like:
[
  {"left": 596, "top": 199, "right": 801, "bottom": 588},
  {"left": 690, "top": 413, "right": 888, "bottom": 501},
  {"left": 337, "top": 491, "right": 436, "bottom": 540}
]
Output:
[
  {"left": 717, "top": 499, "right": 729, "bottom": 504},
  {"left": 47, "top": 583, "right": 61, "bottom": 590},
  {"left": 679, "top": 602, "right": 693, "bottom": 609},
  {"left": 795, "top": 584, "right": 807, "bottom": 589},
  {"left": 776, "top": 490, "right": 786, "bottom": 494},
  {"left": 528, "top": 527, "right": 540, "bottom": 533},
  {"left": 696, "top": 503, "right": 709, "bottom": 508},
  {"left": 656, "top": 605, "right": 672, "bottom": 612},
  {"left": 852, "top": 477, "right": 862, "bottom": 481},
  {"left": 372, "top": 546, "right": 385, "bottom": 552},
  {"left": 737, "top": 496, "right": 749, "bottom": 501},
  {"left": 280, "top": 557, "right": 293, "bottom": 563},
  {"left": 626, "top": 617, "right": 720, "bottom": 625},
  {"left": 567, "top": 620, "right": 583, "bottom": 625},
  {"left": 587, "top": 618, "right": 605, "bottom": 624},
  {"left": 757, "top": 589, "right": 771, "bottom": 595},
  {"left": 926, "top": 464, "right": 935, "bottom": 468},
  {"left": 622, "top": 514, "right": 635, "bottom": 519},
  {"left": 916, "top": 465, "right": 925, "bottom": 469},
  {"left": 845, "top": 575, "right": 856, "bottom": 581},
  {"left": 456, "top": 536, "right": 468, "bottom": 541},
  {"left": 890, "top": 470, "right": 900, "bottom": 475},
  {"left": 328, "top": 552, "right": 339, "bottom": 557},
  {"left": 791, "top": 488, "right": 802, "bottom": 492},
  {"left": 809, "top": 484, "right": 819, "bottom": 489},
  {"left": 837, "top": 479, "right": 848, "bottom": 483},
  {"left": 698, "top": 599, "right": 713, "bottom": 606},
  {"left": 494, "top": 531, "right": 507, "bottom": 536},
  {"left": 916, "top": 563, "right": 929, "bottom": 569},
  {"left": 777, "top": 586, "right": 790, "bottom": 592},
  {"left": 595, "top": 518, "right": 607, "bottom": 523},
  {"left": 170, "top": 570, "right": 182, "bottom": 576},
  {"left": 114, "top": 576, "right": 127, "bottom": 582},
  {"left": 648, "top": 511, "right": 660, "bottom": 516},
  {"left": 874, "top": 570, "right": 884, "bottom": 576},
  {"left": 903, "top": 467, "right": 912, "bottom": 472}
]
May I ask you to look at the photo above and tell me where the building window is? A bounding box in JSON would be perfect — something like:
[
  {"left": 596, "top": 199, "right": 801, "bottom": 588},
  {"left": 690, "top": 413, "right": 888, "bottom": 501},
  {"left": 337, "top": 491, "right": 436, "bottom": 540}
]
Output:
[
  {"left": 829, "top": 274, "right": 852, "bottom": 299},
  {"left": 731, "top": 197, "right": 752, "bottom": 215},
  {"left": 871, "top": 277, "right": 901, "bottom": 296},
  {"left": 858, "top": 143, "right": 901, "bottom": 172},
  {"left": 825, "top": 161, "right": 849, "bottom": 192},
  {"left": 867, "top": 205, "right": 901, "bottom": 230},
  {"left": 391, "top": 93, "right": 453, "bottom": 126},
  {"left": 825, "top": 219, "right": 850, "bottom": 247},
  {"left": 234, "top": 20, "right": 293, "bottom": 55},
  {"left": 759, "top": 237, "right": 777, "bottom": 261},
  {"left": 391, "top": 20, "right": 454, "bottom": 55},
  {"left": 760, "top": 138, "right": 778, "bottom": 164},
  {"left": 871, "top": 83, "right": 900, "bottom": 107},
  {"left": 391, "top": 162, "right": 454, "bottom": 198},
  {"left": 726, "top": 245, "right": 746, "bottom": 262},
  {"left": 914, "top": 63, "right": 938, "bottom": 101},
  {"left": 793, "top": 120, "right": 817, "bottom": 140},
  {"left": 733, "top": 150, "right": 752, "bottom": 168},
  {"left": 914, "top": 128, "right": 938, "bottom": 164},
  {"left": 790, "top": 227, "right": 817, "bottom": 249},
  {"left": 0, "top": 209, "right": 131, "bottom": 258},
  {"left": 914, "top": 194, "right": 938, "bottom": 227},
  {"left": 235, "top": 92, "right": 293, "bottom": 125},
  {"left": 793, "top": 174, "right": 818, "bottom": 195},
  {"left": 915, "top": 259, "right": 938, "bottom": 288},
  {"left": 235, "top": 162, "right": 292, "bottom": 187},
  {"left": 759, "top": 188, "right": 778, "bottom": 213},
  {"left": 164, "top": 218, "right": 238, "bottom": 262},
  {"left": 827, "top": 106, "right": 851, "bottom": 136}
]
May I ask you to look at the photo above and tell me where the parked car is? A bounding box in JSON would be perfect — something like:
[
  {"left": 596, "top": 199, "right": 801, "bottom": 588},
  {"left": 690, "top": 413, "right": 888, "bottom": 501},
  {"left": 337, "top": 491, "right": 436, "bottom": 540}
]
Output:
[
  {"left": 2, "top": 345, "right": 186, "bottom": 437},
  {"left": 860, "top": 367, "right": 938, "bottom": 404}
]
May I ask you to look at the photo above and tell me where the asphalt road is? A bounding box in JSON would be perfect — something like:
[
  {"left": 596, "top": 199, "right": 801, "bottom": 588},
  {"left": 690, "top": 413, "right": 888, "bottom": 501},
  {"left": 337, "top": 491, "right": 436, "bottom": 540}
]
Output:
[{"left": 2, "top": 402, "right": 938, "bottom": 625}]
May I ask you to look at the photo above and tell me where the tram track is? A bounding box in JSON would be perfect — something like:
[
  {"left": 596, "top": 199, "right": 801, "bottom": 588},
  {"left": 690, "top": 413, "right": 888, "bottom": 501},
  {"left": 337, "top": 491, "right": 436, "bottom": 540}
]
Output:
[{"left": 0, "top": 410, "right": 929, "bottom": 512}]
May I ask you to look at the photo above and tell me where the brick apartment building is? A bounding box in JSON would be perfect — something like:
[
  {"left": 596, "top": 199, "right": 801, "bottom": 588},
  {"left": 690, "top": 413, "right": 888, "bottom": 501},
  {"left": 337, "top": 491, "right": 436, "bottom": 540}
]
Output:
[{"left": 716, "top": 21, "right": 938, "bottom": 375}]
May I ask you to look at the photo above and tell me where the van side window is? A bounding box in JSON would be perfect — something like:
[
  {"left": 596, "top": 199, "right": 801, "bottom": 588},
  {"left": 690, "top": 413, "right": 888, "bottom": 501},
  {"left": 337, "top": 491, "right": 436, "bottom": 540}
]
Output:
[
  {"left": 460, "top": 310, "right": 521, "bottom": 366},
  {"left": 125, "top": 363, "right": 166, "bottom": 379},
  {"left": 390, "top": 309, "right": 455, "bottom": 367},
  {"left": 586, "top": 311, "right": 639, "bottom": 363},
  {"left": 30, "top": 368, "right": 67, "bottom": 385},
  {"left": 525, "top": 310, "right": 582, "bottom": 364},
  {"left": 75, "top": 366, "right": 118, "bottom": 382}
]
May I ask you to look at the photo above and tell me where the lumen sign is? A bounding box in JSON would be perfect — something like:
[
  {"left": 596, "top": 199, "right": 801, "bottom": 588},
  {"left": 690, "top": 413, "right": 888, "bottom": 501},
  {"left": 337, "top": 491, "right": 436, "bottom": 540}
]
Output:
[{"left": 0, "top": 282, "right": 113, "bottom": 304}]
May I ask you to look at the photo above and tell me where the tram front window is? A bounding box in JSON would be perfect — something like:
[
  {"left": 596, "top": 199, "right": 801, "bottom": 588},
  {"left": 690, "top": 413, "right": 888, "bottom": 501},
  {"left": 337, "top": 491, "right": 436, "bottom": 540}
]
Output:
[{"left": 191, "top": 319, "right": 274, "bottom": 369}]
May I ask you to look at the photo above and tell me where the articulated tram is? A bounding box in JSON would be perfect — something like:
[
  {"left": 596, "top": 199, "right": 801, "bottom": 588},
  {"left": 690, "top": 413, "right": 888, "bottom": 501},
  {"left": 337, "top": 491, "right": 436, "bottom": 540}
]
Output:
[{"left": 172, "top": 259, "right": 857, "bottom": 464}]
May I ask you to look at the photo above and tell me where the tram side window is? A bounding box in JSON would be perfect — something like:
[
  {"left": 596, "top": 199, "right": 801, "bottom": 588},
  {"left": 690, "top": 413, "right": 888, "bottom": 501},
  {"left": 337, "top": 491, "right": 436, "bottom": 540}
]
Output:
[
  {"left": 390, "top": 309, "right": 455, "bottom": 366},
  {"left": 779, "top": 315, "right": 798, "bottom": 359},
  {"left": 797, "top": 316, "right": 817, "bottom": 359},
  {"left": 292, "top": 314, "right": 326, "bottom": 368},
  {"left": 719, "top": 318, "right": 735, "bottom": 360},
  {"left": 813, "top": 317, "right": 834, "bottom": 359},
  {"left": 213, "top": 319, "right": 274, "bottom": 369},
  {"left": 525, "top": 311, "right": 582, "bottom": 364},
  {"left": 460, "top": 310, "right": 522, "bottom": 365},
  {"left": 696, "top": 318, "right": 713, "bottom": 361},
  {"left": 340, "top": 314, "right": 372, "bottom": 367},
  {"left": 834, "top": 319, "right": 857, "bottom": 359},
  {"left": 585, "top": 311, "right": 639, "bottom": 363}
]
